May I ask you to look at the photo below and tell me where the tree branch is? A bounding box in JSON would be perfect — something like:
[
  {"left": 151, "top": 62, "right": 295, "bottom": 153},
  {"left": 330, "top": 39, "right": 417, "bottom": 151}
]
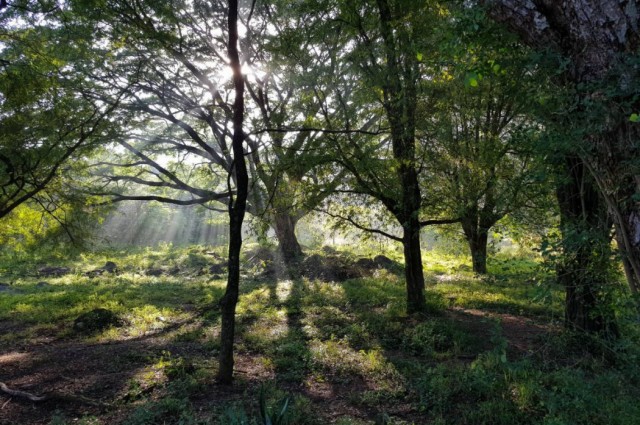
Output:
[
  {"left": 317, "top": 208, "right": 402, "bottom": 242},
  {"left": 419, "top": 217, "right": 461, "bottom": 227}
]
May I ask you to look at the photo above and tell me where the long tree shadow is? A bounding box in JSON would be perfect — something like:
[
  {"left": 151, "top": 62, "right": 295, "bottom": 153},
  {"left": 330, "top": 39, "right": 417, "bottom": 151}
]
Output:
[
  {"left": 270, "top": 275, "right": 311, "bottom": 385},
  {"left": 334, "top": 266, "right": 562, "bottom": 424}
]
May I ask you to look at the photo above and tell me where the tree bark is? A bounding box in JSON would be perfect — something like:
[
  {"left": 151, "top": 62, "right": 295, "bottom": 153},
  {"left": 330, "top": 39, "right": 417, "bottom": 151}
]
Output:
[
  {"left": 217, "top": 0, "right": 248, "bottom": 385},
  {"left": 272, "top": 212, "right": 304, "bottom": 263},
  {"left": 462, "top": 221, "right": 489, "bottom": 275},
  {"left": 555, "top": 157, "right": 618, "bottom": 336},
  {"left": 403, "top": 213, "right": 426, "bottom": 313},
  {"left": 481, "top": 0, "right": 640, "bottom": 300}
]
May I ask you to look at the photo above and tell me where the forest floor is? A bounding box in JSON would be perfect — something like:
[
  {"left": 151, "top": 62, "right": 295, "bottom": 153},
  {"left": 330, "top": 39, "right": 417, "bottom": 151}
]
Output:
[{"left": 0, "top": 245, "right": 639, "bottom": 425}]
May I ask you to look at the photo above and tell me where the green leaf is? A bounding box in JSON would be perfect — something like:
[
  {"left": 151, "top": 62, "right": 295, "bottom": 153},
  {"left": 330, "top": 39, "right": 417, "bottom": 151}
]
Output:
[
  {"left": 465, "top": 72, "right": 479, "bottom": 88},
  {"left": 500, "top": 352, "right": 507, "bottom": 363},
  {"left": 416, "top": 52, "right": 423, "bottom": 62},
  {"left": 630, "top": 113, "right": 639, "bottom": 122}
]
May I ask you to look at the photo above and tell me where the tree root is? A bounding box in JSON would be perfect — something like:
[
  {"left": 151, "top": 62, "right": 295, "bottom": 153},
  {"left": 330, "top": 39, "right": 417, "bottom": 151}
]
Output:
[{"left": 0, "top": 382, "right": 110, "bottom": 407}]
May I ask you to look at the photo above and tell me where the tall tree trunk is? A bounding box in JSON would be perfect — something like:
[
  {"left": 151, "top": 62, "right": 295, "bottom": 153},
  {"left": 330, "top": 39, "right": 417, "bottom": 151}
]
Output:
[
  {"left": 272, "top": 212, "right": 304, "bottom": 263},
  {"left": 217, "top": 0, "right": 248, "bottom": 385},
  {"left": 481, "top": 0, "right": 640, "bottom": 304},
  {"left": 555, "top": 157, "right": 618, "bottom": 336},
  {"left": 403, "top": 212, "right": 426, "bottom": 313},
  {"left": 375, "top": 0, "right": 425, "bottom": 314},
  {"left": 395, "top": 130, "right": 425, "bottom": 314},
  {"left": 462, "top": 220, "right": 489, "bottom": 275}
]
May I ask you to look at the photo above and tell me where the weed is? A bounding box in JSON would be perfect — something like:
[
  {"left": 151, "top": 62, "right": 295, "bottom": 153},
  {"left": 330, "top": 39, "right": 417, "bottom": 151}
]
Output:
[
  {"left": 403, "top": 319, "right": 457, "bottom": 356},
  {"left": 258, "top": 384, "right": 291, "bottom": 425},
  {"left": 219, "top": 384, "right": 314, "bottom": 425}
]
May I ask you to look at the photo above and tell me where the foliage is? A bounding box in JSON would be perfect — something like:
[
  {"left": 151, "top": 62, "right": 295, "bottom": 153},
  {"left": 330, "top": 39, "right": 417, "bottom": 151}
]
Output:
[{"left": 0, "top": 3, "right": 120, "bottom": 222}]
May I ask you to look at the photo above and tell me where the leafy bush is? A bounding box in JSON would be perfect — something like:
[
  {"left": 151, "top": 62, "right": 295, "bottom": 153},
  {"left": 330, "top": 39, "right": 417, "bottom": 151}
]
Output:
[{"left": 403, "top": 320, "right": 456, "bottom": 356}]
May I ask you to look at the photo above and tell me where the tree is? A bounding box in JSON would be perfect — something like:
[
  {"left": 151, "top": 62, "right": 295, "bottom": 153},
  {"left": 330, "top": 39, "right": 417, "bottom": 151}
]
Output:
[
  {"left": 298, "top": 0, "right": 458, "bottom": 313},
  {"left": 0, "top": 3, "right": 122, "bottom": 221},
  {"left": 480, "top": 0, "right": 640, "bottom": 333},
  {"left": 243, "top": 2, "right": 351, "bottom": 261},
  {"left": 64, "top": 0, "right": 250, "bottom": 382},
  {"left": 422, "top": 16, "right": 549, "bottom": 274},
  {"left": 83, "top": 0, "right": 343, "bottom": 263},
  {"left": 217, "top": 0, "right": 248, "bottom": 384}
]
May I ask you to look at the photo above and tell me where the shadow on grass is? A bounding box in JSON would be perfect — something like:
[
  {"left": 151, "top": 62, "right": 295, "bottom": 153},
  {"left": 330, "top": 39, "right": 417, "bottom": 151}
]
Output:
[
  {"left": 0, "top": 278, "right": 238, "bottom": 425},
  {"left": 0, "top": 276, "right": 225, "bottom": 344},
  {"left": 270, "top": 276, "right": 311, "bottom": 384}
]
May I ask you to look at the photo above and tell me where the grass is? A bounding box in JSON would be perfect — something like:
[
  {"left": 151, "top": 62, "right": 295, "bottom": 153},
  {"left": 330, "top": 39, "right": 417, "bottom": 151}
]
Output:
[
  {"left": 1, "top": 245, "right": 639, "bottom": 424},
  {"left": 0, "top": 245, "right": 226, "bottom": 344}
]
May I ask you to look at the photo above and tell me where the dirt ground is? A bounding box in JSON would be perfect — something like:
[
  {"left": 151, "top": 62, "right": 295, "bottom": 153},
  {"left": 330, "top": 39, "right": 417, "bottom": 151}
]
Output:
[{"left": 0, "top": 307, "right": 552, "bottom": 425}]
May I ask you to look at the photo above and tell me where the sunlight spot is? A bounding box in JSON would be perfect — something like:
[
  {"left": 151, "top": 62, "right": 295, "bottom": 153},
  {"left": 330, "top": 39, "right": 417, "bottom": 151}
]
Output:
[
  {"left": 268, "top": 321, "right": 288, "bottom": 338},
  {"left": 276, "top": 280, "right": 292, "bottom": 303},
  {"left": 0, "top": 351, "right": 29, "bottom": 365},
  {"left": 218, "top": 63, "right": 256, "bottom": 81},
  {"left": 435, "top": 274, "right": 458, "bottom": 282}
]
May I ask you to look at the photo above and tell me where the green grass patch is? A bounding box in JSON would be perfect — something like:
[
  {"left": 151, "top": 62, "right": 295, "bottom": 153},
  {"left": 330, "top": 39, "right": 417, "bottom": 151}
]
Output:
[{"left": 1, "top": 246, "right": 638, "bottom": 424}]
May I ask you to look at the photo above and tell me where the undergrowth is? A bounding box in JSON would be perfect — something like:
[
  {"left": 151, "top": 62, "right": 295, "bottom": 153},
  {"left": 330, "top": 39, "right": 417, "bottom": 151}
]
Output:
[{"left": 1, "top": 245, "right": 638, "bottom": 424}]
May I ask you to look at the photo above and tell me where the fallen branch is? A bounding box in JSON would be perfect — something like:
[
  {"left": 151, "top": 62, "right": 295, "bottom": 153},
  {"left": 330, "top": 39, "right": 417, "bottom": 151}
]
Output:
[
  {"left": 0, "top": 382, "right": 110, "bottom": 407},
  {"left": 0, "top": 382, "right": 46, "bottom": 402}
]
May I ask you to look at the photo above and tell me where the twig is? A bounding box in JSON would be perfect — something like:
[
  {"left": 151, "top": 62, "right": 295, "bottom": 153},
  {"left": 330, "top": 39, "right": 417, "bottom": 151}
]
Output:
[{"left": 1, "top": 397, "right": 11, "bottom": 410}]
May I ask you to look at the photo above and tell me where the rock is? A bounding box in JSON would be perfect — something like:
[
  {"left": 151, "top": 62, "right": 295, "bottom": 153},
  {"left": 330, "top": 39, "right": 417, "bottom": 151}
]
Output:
[
  {"left": 355, "top": 258, "right": 378, "bottom": 270},
  {"left": 182, "top": 303, "right": 196, "bottom": 312},
  {"left": 38, "top": 266, "right": 70, "bottom": 277},
  {"left": 85, "top": 261, "right": 119, "bottom": 278},
  {"left": 321, "top": 245, "right": 337, "bottom": 254},
  {"left": 146, "top": 268, "right": 164, "bottom": 276},
  {"left": 73, "top": 308, "right": 125, "bottom": 333},
  {"left": 373, "top": 255, "right": 396, "bottom": 269},
  {"left": 302, "top": 254, "right": 362, "bottom": 282},
  {"left": 103, "top": 261, "right": 118, "bottom": 273},
  {"left": 85, "top": 269, "right": 105, "bottom": 278},
  {"left": 302, "top": 253, "right": 323, "bottom": 270},
  {"left": 209, "top": 263, "right": 226, "bottom": 274},
  {"left": 245, "top": 246, "right": 279, "bottom": 265}
]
